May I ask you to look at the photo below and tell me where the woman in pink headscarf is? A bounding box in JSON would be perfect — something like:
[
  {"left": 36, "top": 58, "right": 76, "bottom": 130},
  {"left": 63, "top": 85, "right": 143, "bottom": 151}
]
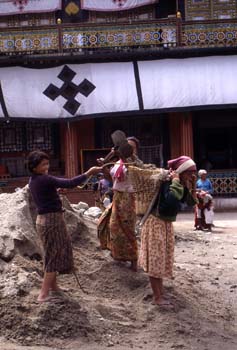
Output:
[{"left": 139, "top": 156, "right": 198, "bottom": 307}]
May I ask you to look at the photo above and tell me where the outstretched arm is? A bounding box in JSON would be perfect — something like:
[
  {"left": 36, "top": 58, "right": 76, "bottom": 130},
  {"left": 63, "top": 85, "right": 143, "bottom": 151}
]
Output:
[{"left": 48, "top": 166, "right": 102, "bottom": 189}]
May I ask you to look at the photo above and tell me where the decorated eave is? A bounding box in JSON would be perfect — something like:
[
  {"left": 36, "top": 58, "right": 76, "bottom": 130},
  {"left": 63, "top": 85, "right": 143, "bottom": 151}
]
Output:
[{"left": 0, "top": 55, "right": 237, "bottom": 121}]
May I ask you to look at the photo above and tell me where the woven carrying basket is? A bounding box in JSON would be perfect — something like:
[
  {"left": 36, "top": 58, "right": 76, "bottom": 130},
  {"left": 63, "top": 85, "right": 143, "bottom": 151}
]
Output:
[{"left": 128, "top": 166, "right": 167, "bottom": 216}]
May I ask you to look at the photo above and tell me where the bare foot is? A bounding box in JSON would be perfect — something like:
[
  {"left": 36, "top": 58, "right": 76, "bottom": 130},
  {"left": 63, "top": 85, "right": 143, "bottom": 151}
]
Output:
[
  {"left": 37, "top": 293, "right": 48, "bottom": 302},
  {"left": 37, "top": 295, "right": 63, "bottom": 303},
  {"left": 37, "top": 295, "right": 53, "bottom": 303},
  {"left": 152, "top": 298, "right": 174, "bottom": 309}
]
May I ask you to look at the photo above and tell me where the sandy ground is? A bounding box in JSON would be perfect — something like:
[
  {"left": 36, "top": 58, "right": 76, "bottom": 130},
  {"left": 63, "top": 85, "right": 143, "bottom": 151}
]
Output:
[{"left": 1, "top": 211, "right": 237, "bottom": 350}]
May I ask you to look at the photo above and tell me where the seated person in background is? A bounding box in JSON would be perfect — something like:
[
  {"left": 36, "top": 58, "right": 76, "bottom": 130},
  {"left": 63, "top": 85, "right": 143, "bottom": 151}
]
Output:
[
  {"left": 195, "top": 169, "right": 214, "bottom": 231},
  {"left": 102, "top": 189, "right": 113, "bottom": 209},
  {"left": 98, "top": 173, "right": 113, "bottom": 198},
  {"left": 93, "top": 172, "right": 113, "bottom": 209}
]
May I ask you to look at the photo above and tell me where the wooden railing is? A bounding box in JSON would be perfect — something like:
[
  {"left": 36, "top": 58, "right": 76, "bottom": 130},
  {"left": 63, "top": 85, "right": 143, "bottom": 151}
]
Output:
[{"left": 0, "top": 18, "right": 237, "bottom": 56}]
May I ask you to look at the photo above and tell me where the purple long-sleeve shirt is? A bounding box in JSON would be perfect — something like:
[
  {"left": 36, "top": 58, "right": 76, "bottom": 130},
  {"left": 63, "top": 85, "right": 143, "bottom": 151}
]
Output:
[{"left": 29, "top": 173, "right": 87, "bottom": 214}]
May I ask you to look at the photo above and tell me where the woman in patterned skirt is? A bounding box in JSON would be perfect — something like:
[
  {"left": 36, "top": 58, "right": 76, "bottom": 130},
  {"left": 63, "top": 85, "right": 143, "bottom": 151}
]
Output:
[
  {"left": 98, "top": 136, "right": 143, "bottom": 271},
  {"left": 109, "top": 153, "right": 138, "bottom": 271},
  {"left": 139, "top": 156, "right": 198, "bottom": 307},
  {"left": 28, "top": 150, "right": 101, "bottom": 303}
]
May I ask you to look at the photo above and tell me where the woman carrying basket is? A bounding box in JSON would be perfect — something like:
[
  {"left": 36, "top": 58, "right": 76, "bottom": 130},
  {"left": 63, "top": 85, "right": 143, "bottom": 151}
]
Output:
[
  {"left": 139, "top": 156, "right": 198, "bottom": 307},
  {"left": 108, "top": 137, "right": 143, "bottom": 271}
]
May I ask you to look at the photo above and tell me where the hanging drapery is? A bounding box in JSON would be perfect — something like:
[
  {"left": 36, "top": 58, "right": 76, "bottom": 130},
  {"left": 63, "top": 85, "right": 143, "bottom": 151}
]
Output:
[
  {"left": 137, "top": 56, "right": 237, "bottom": 111},
  {"left": 0, "top": 62, "right": 139, "bottom": 119},
  {"left": 0, "top": 56, "right": 237, "bottom": 120},
  {"left": 0, "top": 0, "right": 62, "bottom": 16},
  {"left": 80, "top": 0, "right": 158, "bottom": 12}
]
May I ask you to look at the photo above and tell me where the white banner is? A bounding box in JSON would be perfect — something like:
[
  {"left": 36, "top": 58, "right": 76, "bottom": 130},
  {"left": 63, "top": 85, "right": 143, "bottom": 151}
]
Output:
[
  {"left": 81, "top": 0, "right": 157, "bottom": 12},
  {"left": 0, "top": 56, "right": 237, "bottom": 120},
  {"left": 0, "top": 0, "right": 62, "bottom": 16},
  {"left": 138, "top": 56, "right": 237, "bottom": 110},
  {"left": 0, "top": 62, "right": 139, "bottom": 120}
]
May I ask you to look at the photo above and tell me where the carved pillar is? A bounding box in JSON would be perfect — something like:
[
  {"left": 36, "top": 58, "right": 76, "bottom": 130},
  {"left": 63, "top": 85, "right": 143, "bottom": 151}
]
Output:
[
  {"left": 169, "top": 112, "right": 194, "bottom": 159},
  {"left": 180, "top": 113, "right": 194, "bottom": 158},
  {"left": 169, "top": 112, "right": 181, "bottom": 159},
  {"left": 64, "top": 122, "right": 78, "bottom": 178}
]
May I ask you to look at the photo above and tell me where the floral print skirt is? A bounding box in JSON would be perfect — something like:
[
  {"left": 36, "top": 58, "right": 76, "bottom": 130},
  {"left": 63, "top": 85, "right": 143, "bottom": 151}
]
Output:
[
  {"left": 109, "top": 191, "right": 138, "bottom": 262},
  {"left": 139, "top": 214, "right": 174, "bottom": 279},
  {"left": 97, "top": 204, "right": 112, "bottom": 250}
]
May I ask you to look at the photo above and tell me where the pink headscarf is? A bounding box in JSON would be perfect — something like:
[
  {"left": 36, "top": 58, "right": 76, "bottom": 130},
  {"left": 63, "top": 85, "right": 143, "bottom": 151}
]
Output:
[
  {"left": 114, "top": 159, "right": 125, "bottom": 182},
  {"left": 167, "top": 156, "right": 196, "bottom": 174}
]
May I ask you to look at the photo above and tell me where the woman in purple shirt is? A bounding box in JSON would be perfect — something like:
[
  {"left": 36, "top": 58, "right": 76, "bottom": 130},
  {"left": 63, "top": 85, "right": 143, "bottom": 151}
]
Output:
[{"left": 28, "top": 150, "right": 101, "bottom": 303}]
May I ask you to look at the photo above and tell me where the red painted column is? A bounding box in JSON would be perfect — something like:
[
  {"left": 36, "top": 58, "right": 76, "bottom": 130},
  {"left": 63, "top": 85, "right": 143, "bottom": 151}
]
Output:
[
  {"left": 180, "top": 113, "right": 194, "bottom": 158},
  {"left": 169, "top": 112, "right": 194, "bottom": 159},
  {"left": 169, "top": 112, "right": 181, "bottom": 159},
  {"left": 64, "top": 122, "right": 78, "bottom": 178}
]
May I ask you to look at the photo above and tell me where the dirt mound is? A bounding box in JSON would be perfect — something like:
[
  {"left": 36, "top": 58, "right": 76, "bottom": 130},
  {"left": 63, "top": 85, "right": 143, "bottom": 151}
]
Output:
[
  {"left": 0, "top": 190, "right": 237, "bottom": 350},
  {"left": 1, "top": 222, "right": 237, "bottom": 350},
  {"left": 0, "top": 295, "right": 94, "bottom": 346}
]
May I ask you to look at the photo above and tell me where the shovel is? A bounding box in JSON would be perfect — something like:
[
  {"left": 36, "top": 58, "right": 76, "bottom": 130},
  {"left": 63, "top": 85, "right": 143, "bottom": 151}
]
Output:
[{"left": 111, "top": 130, "right": 133, "bottom": 159}]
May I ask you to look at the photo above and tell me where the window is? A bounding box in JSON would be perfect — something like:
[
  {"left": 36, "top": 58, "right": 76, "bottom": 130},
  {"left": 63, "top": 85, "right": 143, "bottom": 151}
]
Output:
[
  {"left": 4, "top": 128, "right": 16, "bottom": 146},
  {"left": 26, "top": 122, "right": 52, "bottom": 151},
  {"left": 0, "top": 122, "right": 23, "bottom": 152}
]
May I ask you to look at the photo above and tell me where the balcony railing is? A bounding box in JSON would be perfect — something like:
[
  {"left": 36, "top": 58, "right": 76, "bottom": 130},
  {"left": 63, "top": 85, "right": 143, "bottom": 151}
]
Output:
[
  {"left": 63, "top": 20, "right": 177, "bottom": 52},
  {"left": 0, "top": 25, "right": 59, "bottom": 55},
  {"left": 0, "top": 18, "right": 237, "bottom": 57},
  {"left": 182, "top": 19, "right": 237, "bottom": 48}
]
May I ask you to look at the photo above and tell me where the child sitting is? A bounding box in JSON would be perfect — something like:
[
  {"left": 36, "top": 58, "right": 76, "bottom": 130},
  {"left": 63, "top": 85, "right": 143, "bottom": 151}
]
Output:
[
  {"left": 195, "top": 190, "right": 214, "bottom": 231},
  {"left": 102, "top": 189, "right": 113, "bottom": 209}
]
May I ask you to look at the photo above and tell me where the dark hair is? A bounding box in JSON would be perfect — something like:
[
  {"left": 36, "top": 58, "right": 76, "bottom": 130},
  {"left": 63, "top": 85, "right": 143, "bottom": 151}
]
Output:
[
  {"left": 127, "top": 136, "right": 140, "bottom": 149},
  {"left": 27, "top": 150, "right": 49, "bottom": 173}
]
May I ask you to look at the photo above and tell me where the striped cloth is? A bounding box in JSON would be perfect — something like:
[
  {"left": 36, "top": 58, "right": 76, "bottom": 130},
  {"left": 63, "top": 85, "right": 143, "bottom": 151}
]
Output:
[{"left": 36, "top": 212, "right": 74, "bottom": 274}]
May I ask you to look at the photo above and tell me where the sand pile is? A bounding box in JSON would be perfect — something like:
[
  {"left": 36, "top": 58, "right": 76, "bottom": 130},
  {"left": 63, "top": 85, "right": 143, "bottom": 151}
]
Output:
[{"left": 0, "top": 189, "right": 237, "bottom": 350}]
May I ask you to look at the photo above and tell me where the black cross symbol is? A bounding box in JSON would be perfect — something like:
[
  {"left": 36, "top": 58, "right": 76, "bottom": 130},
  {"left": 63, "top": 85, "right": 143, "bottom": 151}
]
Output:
[{"left": 43, "top": 65, "right": 96, "bottom": 115}]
